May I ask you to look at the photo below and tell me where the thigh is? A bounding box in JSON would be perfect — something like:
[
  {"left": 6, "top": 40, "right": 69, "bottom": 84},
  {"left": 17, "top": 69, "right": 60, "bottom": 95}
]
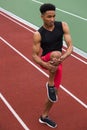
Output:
[
  {"left": 41, "top": 52, "right": 51, "bottom": 62},
  {"left": 40, "top": 52, "right": 51, "bottom": 69}
]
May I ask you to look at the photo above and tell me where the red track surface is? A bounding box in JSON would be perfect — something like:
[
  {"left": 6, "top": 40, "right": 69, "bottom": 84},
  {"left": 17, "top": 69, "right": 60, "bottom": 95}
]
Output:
[{"left": 0, "top": 12, "right": 87, "bottom": 130}]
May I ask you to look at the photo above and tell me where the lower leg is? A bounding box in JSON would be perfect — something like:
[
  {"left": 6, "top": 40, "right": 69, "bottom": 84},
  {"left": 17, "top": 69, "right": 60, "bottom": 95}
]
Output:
[
  {"left": 42, "top": 88, "right": 58, "bottom": 118},
  {"left": 39, "top": 98, "right": 57, "bottom": 128},
  {"left": 42, "top": 99, "right": 54, "bottom": 118}
]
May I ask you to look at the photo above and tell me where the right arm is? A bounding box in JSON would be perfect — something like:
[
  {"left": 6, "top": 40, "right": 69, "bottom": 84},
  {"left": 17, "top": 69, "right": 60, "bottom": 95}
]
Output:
[{"left": 32, "top": 31, "right": 48, "bottom": 68}]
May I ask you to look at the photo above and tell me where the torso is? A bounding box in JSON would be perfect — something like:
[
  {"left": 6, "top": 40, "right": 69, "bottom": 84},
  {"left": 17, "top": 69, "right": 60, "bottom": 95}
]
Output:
[{"left": 38, "top": 21, "right": 64, "bottom": 56}]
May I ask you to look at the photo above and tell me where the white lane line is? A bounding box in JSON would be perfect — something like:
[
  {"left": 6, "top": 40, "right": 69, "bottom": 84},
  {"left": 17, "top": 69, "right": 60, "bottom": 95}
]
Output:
[
  {"left": 60, "top": 86, "right": 87, "bottom": 109},
  {"left": 0, "top": 36, "right": 87, "bottom": 109},
  {"left": 0, "top": 93, "right": 30, "bottom": 130},
  {"left": 0, "top": 10, "right": 87, "bottom": 64},
  {"left": 32, "top": 0, "right": 87, "bottom": 21},
  {"left": 0, "top": 12, "right": 34, "bottom": 34}
]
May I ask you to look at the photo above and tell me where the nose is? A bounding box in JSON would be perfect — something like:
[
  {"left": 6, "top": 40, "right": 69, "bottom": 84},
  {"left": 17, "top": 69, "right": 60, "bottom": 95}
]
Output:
[{"left": 51, "top": 17, "right": 55, "bottom": 22}]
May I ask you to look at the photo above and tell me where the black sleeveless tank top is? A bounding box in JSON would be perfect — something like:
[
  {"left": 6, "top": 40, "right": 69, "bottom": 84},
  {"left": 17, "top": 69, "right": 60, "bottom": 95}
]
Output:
[{"left": 38, "top": 21, "right": 64, "bottom": 56}]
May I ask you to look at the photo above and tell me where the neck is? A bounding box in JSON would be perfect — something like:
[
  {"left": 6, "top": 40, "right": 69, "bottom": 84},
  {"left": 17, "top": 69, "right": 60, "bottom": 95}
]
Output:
[{"left": 43, "top": 24, "right": 55, "bottom": 31}]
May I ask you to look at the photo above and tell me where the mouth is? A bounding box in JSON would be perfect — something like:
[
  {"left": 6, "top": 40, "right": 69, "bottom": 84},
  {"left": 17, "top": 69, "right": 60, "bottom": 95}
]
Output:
[{"left": 49, "top": 21, "right": 54, "bottom": 26}]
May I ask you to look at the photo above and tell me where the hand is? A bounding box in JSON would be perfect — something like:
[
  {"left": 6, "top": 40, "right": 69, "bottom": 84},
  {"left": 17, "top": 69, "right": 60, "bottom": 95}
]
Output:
[
  {"left": 50, "top": 58, "right": 61, "bottom": 66},
  {"left": 46, "top": 61, "right": 58, "bottom": 73}
]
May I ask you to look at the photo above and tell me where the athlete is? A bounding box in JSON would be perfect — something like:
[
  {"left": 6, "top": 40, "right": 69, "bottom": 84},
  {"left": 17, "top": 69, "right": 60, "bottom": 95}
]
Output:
[{"left": 32, "top": 3, "right": 73, "bottom": 128}]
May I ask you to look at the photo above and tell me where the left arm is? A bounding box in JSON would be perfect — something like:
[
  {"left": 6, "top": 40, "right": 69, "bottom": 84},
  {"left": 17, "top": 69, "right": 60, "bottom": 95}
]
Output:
[{"left": 60, "top": 22, "right": 73, "bottom": 62}]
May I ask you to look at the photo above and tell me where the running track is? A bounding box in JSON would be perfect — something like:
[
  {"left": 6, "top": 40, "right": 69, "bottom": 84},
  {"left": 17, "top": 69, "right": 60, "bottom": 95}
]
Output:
[{"left": 0, "top": 11, "right": 87, "bottom": 130}]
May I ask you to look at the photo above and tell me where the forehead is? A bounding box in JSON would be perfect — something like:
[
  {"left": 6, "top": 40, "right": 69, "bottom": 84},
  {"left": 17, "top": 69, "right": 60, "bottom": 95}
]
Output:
[{"left": 43, "top": 10, "right": 55, "bottom": 16}]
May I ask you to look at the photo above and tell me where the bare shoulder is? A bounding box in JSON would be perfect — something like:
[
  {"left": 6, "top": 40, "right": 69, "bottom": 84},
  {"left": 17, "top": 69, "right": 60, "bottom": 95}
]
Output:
[
  {"left": 62, "top": 22, "right": 69, "bottom": 28},
  {"left": 33, "top": 31, "right": 41, "bottom": 42},
  {"left": 62, "top": 22, "right": 70, "bottom": 33},
  {"left": 34, "top": 31, "right": 40, "bottom": 37}
]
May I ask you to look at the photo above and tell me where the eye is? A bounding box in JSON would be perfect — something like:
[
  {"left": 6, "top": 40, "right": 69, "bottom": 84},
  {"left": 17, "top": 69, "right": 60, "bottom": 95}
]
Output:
[
  {"left": 47, "top": 15, "right": 55, "bottom": 18},
  {"left": 53, "top": 15, "right": 56, "bottom": 18},
  {"left": 47, "top": 15, "right": 52, "bottom": 18},
  {"left": 48, "top": 15, "right": 56, "bottom": 18}
]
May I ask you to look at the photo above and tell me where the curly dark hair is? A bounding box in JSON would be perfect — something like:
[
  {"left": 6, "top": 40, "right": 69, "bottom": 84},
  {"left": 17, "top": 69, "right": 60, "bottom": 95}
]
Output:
[{"left": 40, "top": 3, "right": 56, "bottom": 14}]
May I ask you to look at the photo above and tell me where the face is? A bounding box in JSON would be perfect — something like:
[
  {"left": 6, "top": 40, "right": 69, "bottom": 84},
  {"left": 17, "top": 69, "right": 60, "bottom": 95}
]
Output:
[{"left": 41, "top": 10, "right": 56, "bottom": 27}]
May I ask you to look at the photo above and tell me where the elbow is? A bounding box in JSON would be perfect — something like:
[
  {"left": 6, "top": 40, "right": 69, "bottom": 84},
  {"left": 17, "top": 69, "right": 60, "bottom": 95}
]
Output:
[
  {"left": 32, "top": 53, "right": 39, "bottom": 63},
  {"left": 71, "top": 45, "right": 73, "bottom": 53},
  {"left": 70, "top": 45, "right": 73, "bottom": 54},
  {"left": 67, "top": 45, "right": 73, "bottom": 57},
  {"left": 69, "top": 44, "right": 73, "bottom": 55}
]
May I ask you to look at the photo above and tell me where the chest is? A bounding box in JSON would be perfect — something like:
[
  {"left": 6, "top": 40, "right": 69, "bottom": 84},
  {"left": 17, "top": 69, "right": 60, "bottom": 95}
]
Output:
[{"left": 41, "top": 28, "right": 63, "bottom": 44}]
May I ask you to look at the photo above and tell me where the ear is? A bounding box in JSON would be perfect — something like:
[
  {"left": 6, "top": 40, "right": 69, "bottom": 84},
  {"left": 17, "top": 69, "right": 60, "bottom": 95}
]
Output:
[{"left": 41, "top": 14, "right": 43, "bottom": 19}]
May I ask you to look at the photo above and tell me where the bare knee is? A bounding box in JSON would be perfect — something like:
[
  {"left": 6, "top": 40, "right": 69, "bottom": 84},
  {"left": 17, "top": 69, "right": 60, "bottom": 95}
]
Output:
[{"left": 50, "top": 51, "right": 62, "bottom": 60}]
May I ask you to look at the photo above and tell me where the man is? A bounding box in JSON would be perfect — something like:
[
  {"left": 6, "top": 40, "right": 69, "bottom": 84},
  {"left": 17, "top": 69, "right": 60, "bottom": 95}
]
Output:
[{"left": 32, "top": 3, "right": 73, "bottom": 128}]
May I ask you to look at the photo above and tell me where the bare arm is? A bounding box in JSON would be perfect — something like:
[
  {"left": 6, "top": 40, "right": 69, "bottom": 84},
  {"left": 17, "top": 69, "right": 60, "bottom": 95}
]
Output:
[
  {"left": 32, "top": 31, "right": 50, "bottom": 69},
  {"left": 60, "top": 22, "right": 73, "bottom": 62},
  {"left": 32, "top": 31, "right": 44, "bottom": 65}
]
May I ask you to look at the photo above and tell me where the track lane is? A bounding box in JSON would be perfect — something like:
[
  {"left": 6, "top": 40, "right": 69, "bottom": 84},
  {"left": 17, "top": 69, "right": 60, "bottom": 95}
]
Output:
[
  {"left": 0, "top": 99, "right": 26, "bottom": 130},
  {"left": 0, "top": 38, "right": 87, "bottom": 130},
  {"left": 0, "top": 13, "right": 87, "bottom": 130},
  {"left": 0, "top": 14, "right": 87, "bottom": 104}
]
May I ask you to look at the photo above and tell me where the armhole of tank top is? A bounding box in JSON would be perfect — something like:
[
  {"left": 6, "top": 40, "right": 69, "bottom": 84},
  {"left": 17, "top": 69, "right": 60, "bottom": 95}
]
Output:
[{"left": 61, "top": 22, "right": 64, "bottom": 34}]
